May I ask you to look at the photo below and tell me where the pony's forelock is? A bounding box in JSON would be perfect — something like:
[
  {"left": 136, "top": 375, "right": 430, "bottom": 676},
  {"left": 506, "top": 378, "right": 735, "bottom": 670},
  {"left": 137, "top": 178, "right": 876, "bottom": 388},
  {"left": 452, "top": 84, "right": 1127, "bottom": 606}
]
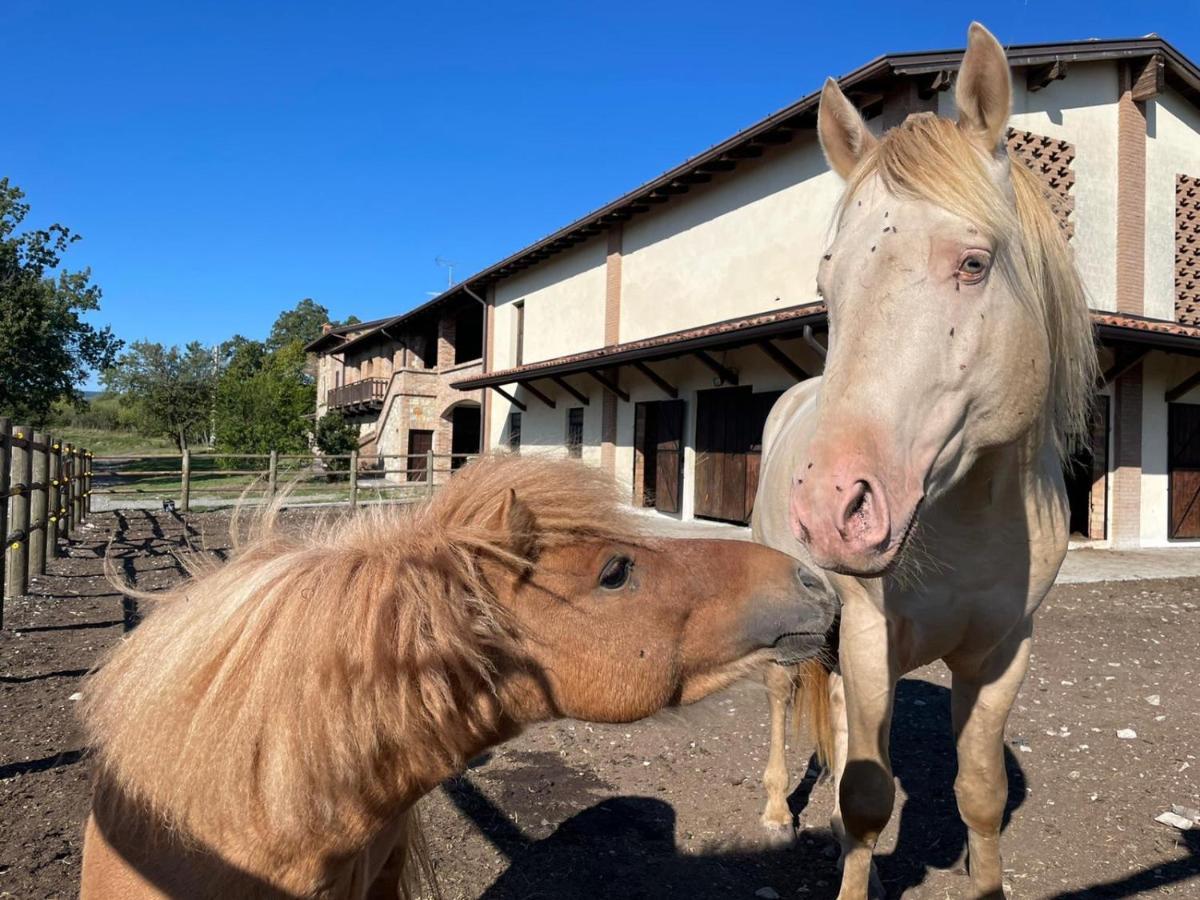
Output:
[{"left": 838, "top": 113, "right": 1099, "bottom": 457}]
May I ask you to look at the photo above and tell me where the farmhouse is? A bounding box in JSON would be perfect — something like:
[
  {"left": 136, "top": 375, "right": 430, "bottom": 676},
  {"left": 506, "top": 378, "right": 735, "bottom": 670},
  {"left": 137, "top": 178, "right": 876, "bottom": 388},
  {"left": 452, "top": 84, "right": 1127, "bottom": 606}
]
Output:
[{"left": 313, "top": 36, "right": 1200, "bottom": 548}]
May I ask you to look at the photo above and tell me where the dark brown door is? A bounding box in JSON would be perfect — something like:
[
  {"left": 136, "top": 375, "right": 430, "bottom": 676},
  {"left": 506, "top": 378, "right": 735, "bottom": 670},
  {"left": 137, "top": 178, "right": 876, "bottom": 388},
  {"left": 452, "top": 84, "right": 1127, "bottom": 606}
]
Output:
[
  {"left": 745, "top": 390, "right": 783, "bottom": 520},
  {"left": 695, "top": 387, "right": 783, "bottom": 524},
  {"left": 407, "top": 429, "right": 433, "bottom": 482},
  {"left": 695, "top": 387, "right": 752, "bottom": 523},
  {"left": 1169, "top": 404, "right": 1200, "bottom": 538},
  {"left": 655, "top": 400, "right": 684, "bottom": 514}
]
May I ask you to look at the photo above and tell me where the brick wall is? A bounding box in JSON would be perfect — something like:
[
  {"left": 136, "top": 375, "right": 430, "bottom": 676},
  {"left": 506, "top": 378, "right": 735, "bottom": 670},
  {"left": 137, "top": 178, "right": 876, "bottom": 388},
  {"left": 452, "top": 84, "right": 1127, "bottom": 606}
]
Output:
[
  {"left": 1111, "top": 366, "right": 1143, "bottom": 547},
  {"left": 1116, "top": 66, "right": 1146, "bottom": 316}
]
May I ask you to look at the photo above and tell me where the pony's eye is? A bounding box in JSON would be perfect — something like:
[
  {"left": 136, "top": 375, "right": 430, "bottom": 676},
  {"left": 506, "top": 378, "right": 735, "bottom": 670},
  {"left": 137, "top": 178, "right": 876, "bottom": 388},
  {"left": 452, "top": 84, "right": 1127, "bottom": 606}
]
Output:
[
  {"left": 598, "top": 556, "right": 633, "bottom": 591},
  {"left": 957, "top": 252, "right": 991, "bottom": 284}
]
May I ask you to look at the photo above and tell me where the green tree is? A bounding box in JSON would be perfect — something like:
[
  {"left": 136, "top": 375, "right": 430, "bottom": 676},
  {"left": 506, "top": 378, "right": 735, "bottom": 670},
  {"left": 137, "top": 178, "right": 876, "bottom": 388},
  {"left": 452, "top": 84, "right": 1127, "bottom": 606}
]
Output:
[
  {"left": 267, "top": 298, "right": 331, "bottom": 353},
  {"left": 314, "top": 410, "right": 359, "bottom": 472},
  {"left": 102, "top": 341, "right": 217, "bottom": 450},
  {"left": 0, "top": 178, "right": 122, "bottom": 423},
  {"left": 213, "top": 340, "right": 315, "bottom": 454}
]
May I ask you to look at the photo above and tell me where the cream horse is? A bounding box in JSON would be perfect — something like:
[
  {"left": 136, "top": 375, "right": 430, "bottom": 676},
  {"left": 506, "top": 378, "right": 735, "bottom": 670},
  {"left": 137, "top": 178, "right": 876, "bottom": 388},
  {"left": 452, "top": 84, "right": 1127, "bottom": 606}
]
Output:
[
  {"left": 752, "top": 23, "right": 1097, "bottom": 900},
  {"left": 79, "top": 454, "right": 835, "bottom": 899}
]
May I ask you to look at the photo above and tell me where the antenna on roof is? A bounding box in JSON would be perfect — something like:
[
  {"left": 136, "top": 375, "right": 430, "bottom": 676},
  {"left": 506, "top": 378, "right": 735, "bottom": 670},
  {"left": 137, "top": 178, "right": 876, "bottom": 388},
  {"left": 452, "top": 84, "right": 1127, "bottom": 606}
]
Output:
[{"left": 435, "top": 256, "right": 457, "bottom": 290}]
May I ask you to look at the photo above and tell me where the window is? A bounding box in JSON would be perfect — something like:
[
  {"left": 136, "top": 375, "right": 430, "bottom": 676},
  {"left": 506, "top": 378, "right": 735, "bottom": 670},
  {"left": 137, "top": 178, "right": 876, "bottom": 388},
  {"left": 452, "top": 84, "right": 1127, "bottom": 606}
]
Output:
[
  {"left": 566, "top": 407, "right": 584, "bottom": 459},
  {"left": 455, "top": 308, "right": 483, "bottom": 364},
  {"left": 508, "top": 412, "right": 522, "bottom": 452},
  {"left": 514, "top": 300, "right": 525, "bottom": 366}
]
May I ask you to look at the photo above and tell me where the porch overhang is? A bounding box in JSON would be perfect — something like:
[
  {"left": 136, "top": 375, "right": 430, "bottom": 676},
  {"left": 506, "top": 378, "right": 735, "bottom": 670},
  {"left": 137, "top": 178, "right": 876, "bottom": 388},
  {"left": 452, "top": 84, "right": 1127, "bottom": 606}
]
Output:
[
  {"left": 451, "top": 302, "right": 829, "bottom": 392},
  {"left": 454, "top": 307, "right": 1200, "bottom": 397}
]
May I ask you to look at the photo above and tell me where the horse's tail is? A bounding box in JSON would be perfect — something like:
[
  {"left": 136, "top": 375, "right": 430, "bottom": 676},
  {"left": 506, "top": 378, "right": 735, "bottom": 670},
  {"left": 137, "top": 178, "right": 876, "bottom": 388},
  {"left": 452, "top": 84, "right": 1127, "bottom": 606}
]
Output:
[
  {"left": 397, "top": 805, "right": 441, "bottom": 900},
  {"left": 791, "top": 658, "right": 833, "bottom": 769}
]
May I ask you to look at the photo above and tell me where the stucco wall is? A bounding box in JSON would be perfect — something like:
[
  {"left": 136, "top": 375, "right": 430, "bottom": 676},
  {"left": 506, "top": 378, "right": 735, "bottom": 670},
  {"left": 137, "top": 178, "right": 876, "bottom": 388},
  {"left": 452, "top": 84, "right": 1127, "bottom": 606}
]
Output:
[
  {"left": 1146, "top": 87, "right": 1200, "bottom": 321},
  {"left": 620, "top": 137, "right": 840, "bottom": 342},
  {"left": 492, "top": 239, "right": 607, "bottom": 368},
  {"left": 939, "top": 61, "right": 1120, "bottom": 312}
]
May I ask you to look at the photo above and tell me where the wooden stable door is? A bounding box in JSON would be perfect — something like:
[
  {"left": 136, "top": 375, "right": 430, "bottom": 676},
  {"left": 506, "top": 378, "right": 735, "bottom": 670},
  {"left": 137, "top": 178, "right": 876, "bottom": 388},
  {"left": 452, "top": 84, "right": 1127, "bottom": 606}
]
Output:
[
  {"left": 1169, "top": 403, "right": 1200, "bottom": 539},
  {"left": 407, "top": 429, "right": 433, "bottom": 482},
  {"left": 634, "top": 399, "right": 684, "bottom": 514},
  {"left": 694, "top": 387, "right": 782, "bottom": 525}
]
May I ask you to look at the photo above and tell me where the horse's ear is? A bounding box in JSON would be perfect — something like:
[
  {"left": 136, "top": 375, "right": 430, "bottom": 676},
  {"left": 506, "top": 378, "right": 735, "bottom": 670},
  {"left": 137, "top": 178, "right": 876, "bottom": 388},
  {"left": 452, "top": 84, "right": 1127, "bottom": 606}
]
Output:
[
  {"left": 955, "top": 22, "right": 1012, "bottom": 154},
  {"left": 493, "top": 488, "right": 537, "bottom": 561},
  {"left": 817, "top": 77, "right": 877, "bottom": 180}
]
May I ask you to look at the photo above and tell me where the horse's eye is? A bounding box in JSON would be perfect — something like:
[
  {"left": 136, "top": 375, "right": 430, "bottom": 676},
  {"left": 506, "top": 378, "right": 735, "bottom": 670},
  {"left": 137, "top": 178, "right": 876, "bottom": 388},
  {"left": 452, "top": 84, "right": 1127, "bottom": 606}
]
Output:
[
  {"left": 957, "top": 252, "right": 991, "bottom": 284},
  {"left": 598, "top": 556, "right": 633, "bottom": 591}
]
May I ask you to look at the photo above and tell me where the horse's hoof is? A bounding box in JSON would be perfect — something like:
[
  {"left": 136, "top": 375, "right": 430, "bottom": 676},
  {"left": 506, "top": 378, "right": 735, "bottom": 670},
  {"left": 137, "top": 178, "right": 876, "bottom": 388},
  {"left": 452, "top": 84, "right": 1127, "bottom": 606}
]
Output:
[{"left": 760, "top": 818, "right": 795, "bottom": 845}]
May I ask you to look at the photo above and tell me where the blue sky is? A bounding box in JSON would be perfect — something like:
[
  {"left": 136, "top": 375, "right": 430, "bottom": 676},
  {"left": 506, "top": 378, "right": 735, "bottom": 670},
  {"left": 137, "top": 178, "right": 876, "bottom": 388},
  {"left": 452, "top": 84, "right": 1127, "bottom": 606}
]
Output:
[{"left": 4, "top": 1, "right": 1195, "bottom": 385}]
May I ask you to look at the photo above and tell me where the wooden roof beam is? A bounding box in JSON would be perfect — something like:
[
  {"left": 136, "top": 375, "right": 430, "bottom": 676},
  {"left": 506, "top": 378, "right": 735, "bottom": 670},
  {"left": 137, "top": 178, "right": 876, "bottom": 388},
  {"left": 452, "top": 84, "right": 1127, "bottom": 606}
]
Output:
[
  {"left": 1026, "top": 59, "right": 1068, "bottom": 92},
  {"left": 693, "top": 350, "right": 738, "bottom": 385},
  {"left": 633, "top": 361, "right": 678, "bottom": 399},
  {"left": 522, "top": 381, "right": 556, "bottom": 409},
  {"left": 757, "top": 340, "right": 809, "bottom": 381},
  {"left": 1101, "top": 347, "right": 1149, "bottom": 386},
  {"left": 588, "top": 370, "right": 630, "bottom": 402},
  {"left": 490, "top": 385, "right": 527, "bottom": 412},
  {"left": 1166, "top": 368, "right": 1200, "bottom": 403},
  {"left": 552, "top": 375, "right": 589, "bottom": 406},
  {"left": 918, "top": 69, "right": 955, "bottom": 98}
]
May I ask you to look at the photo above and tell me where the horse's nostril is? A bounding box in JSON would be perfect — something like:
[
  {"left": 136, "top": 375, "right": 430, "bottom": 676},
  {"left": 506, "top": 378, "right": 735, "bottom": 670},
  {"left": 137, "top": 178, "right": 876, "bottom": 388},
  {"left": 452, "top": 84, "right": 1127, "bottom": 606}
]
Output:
[{"left": 795, "top": 567, "right": 822, "bottom": 592}]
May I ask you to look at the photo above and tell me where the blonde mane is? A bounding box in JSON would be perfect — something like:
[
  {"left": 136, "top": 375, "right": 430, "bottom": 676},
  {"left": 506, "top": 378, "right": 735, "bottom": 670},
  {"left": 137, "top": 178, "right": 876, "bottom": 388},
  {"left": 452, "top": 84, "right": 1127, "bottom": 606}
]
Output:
[
  {"left": 81, "top": 454, "right": 638, "bottom": 878},
  {"left": 840, "top": 112, "right": 1099, "bottom": 457}
]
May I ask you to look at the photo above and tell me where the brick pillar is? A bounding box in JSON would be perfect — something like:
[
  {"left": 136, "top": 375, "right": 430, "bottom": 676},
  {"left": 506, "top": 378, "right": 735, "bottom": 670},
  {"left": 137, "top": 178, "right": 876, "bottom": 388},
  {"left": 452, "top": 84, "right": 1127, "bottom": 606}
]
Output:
[
  {"left": 437, "top": 314, "right": 457, "bottom": 368},
  {"left": 601, "top": 226, "right": 622, "bottom": 473},
  {"left": 1111, "top": 366, "right": 1143, "bottom": 547},
  {"left": 1116, "top": 63, "right": 1146, "bottom": 316}
]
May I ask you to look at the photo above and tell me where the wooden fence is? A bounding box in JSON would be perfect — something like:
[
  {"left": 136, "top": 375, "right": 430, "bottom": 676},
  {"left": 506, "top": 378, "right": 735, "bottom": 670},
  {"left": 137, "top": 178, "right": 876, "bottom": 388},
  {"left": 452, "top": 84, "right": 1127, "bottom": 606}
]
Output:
[
  {"left": 0, "top": 417, "right": 92, "bottom": 625},
  {"left": 1, "top": 421, "right": 474, "bottom": 620}
]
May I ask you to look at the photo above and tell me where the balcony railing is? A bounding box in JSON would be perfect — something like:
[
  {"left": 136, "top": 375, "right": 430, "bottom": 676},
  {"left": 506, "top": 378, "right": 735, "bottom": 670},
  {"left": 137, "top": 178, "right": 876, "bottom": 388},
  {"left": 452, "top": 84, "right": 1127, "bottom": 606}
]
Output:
[{"left": 327, "top": 378, "right": 387, "bottom": 411}]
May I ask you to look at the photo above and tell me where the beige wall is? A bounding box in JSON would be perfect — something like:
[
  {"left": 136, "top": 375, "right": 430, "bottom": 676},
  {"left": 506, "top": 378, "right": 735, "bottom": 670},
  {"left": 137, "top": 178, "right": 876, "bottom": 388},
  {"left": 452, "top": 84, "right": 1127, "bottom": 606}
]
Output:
[
  {"left": 492, "top": 239, "right": 607, "bottom": 368},
  {"left": 620, "top": 137, "right": 839, "bottom": 342},
  {"left": 1146, "top": 87, "right": 1200, "bottom": 321},
  {"left": 941, "top": 61, "right": 1121, "bottom": 312}
]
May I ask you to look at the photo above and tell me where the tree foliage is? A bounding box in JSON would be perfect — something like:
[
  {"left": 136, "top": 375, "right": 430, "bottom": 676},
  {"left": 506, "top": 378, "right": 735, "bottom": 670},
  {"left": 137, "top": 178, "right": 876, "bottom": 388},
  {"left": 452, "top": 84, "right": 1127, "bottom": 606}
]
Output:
[
  {"left": 266, "top": 297, "right": 330, "bottom": 353},
  {"left": 314, "top": 411, "right": 359, "bottom": 471},
  {"left": 0, "top": 178, "right": 122, "bottom": 423},
  {"left": 213, "top": 339, "right": 314, "bottom": 454},
  {"left": 102, "top": 341, "right": 217, "bottom": 450}
]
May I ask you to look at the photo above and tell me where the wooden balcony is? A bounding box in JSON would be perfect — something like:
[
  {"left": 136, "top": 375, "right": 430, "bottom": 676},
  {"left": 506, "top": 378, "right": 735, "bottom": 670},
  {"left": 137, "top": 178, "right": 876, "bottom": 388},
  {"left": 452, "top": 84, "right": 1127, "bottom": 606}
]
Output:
[{"left": 327, "top": 378, "right": 388, "bottom": 412}]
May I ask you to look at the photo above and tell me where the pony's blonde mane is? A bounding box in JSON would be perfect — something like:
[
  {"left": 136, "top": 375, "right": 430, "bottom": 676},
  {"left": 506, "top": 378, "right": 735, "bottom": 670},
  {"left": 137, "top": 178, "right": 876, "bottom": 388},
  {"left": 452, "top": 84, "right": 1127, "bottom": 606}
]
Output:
[
  {"left": 840, "top": 112, "right": 1099, "bottom": 457},
  {"left": 82, "top": 454, "right": 637, "bottom": 879}
]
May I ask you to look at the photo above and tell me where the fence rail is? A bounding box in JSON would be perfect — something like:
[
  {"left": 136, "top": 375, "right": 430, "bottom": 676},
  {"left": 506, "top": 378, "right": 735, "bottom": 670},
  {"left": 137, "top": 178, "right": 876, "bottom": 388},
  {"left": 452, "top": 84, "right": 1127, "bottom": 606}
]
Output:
[{"left": 1, "top": 414, "right": 476, "bottom": 623}]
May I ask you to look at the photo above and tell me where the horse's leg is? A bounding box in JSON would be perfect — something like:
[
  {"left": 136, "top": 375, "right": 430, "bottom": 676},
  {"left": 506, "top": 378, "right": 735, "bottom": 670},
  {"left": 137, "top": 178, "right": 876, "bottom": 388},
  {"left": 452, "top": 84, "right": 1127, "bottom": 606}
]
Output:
[
  {"left": 760, "top": 663, "right": 794, "bottom": 840},
  {"left": 827, "top": 669, "right": 849, "bottom": 844},
  {"left": 949, "top": 624, "right": 1032, "bottom": 900},
  {"left": 835, "top": 598, "right": 896, "bottom": 900}
]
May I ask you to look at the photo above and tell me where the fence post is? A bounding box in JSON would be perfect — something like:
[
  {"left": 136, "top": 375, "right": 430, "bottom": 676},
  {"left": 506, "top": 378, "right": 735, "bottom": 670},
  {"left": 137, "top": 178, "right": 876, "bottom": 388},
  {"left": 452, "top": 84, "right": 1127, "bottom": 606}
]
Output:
[
  {"left": 7, "top": 425, "right": 32, "bottom": 599},
  {"left": 349, "top": 450, "right": 359, "bottom": 509},
  {"left": 62, "top": 443, "right": 74, "bottom": 535},
  {"left": 29, "top": 430, "right": 48, "bottom": 576},
  {"left": 181, "top": 449, "right": 191, "bottom": 512},
  {"left": 426, "top": 450, "right": 435, "bottom": 498},
  {"left": 0, "top": 418, "right": 10, "bottom": 618},
  {"left": 71, "top": 448, "right": 83, "bottom": 529},
  {"left": 268, "top": 450, "right": 278, "bottom": 501},
  {"left": 48, "top": 437, "right": 61, "bottom": 560},
  {"left": 84, "top": 451, "right": 93, "bottom": 518}
]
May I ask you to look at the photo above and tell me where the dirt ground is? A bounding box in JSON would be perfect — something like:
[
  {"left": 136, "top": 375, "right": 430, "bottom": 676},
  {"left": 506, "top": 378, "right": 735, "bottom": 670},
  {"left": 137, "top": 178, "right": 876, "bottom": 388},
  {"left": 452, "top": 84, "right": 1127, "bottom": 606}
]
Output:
[{"left": 0, "top": 509, "right": 1197, "bottom": 899}]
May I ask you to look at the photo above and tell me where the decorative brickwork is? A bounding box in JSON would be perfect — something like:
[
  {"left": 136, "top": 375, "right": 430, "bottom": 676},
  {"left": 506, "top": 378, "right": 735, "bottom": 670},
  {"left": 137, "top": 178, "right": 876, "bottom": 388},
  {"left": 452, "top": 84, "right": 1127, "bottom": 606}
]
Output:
[
  {"left": 1115, "top": 69, "right": 1147, "bottom": 316},
  {"left": 1005, "top": 128, "right": 1075, "bottom": 239},
  {"left": 1176, "top": 174, "right": 1200, "bottom": 325}
]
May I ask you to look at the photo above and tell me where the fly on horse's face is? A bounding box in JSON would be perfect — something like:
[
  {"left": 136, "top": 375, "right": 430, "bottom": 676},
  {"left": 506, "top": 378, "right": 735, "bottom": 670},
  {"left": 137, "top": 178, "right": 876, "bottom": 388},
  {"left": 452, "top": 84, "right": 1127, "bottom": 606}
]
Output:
[
  {"left": 789, "top": 50, "right": 1060, "bottom": 577},
  {"left": 483, "top": 496, "right": 837, "bottom": 723}
]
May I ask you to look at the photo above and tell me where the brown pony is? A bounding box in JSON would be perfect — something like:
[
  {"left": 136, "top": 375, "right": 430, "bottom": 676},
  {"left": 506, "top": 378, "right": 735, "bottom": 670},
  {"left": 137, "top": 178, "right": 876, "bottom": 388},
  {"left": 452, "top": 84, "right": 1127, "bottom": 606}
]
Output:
[{"left": 79, "top": 454, "right": 836, "bottom": 899}]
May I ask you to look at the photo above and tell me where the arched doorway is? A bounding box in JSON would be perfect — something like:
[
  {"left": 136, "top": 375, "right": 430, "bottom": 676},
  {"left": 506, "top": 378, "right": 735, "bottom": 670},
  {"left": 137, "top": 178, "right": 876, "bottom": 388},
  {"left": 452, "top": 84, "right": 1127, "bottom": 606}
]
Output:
[{"left": 445, "top": 401, "right": 482, "bottom": 470}]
